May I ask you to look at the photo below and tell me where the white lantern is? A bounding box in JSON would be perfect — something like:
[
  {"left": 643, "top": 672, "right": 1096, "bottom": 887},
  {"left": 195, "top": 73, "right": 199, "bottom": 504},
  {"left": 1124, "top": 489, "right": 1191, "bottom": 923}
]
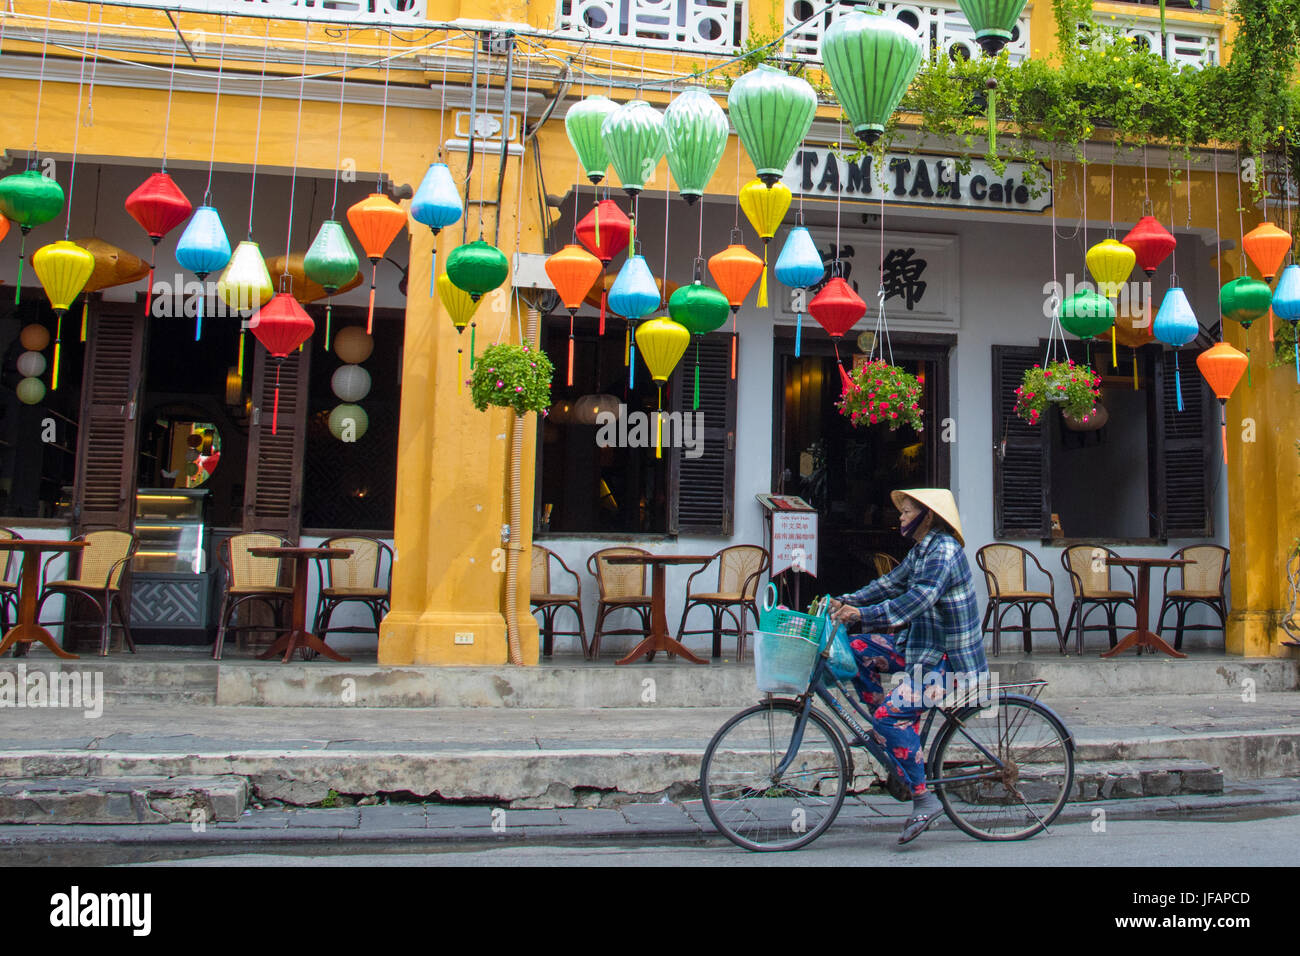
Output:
[
  {"left": 16, "top": 377, "right": 46, "bottom": 405},
  {"left": 328, "top": 404, "right": 369, "bottom": 441},
  {"left": 331, "top": 364, "right": 372, "bottom": 402},
  {"left": 16, "top": 351, "right": 47, "bottom": 378}
]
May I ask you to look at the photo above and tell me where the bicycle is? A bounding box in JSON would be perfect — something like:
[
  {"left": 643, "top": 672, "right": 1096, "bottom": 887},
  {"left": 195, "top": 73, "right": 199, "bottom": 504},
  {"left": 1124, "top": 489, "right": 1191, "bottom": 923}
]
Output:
[{"left": 699, "top": 592, "right": 1076, "bottom": 852}]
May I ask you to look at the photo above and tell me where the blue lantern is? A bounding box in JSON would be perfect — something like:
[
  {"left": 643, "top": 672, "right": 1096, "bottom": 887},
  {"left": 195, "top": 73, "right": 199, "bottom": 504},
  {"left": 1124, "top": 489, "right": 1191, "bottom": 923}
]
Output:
[
  {"left": 609, "top": 253, "right": 661, "bottom": 387},
  {"left": 175, "top": 206, "right": 232, "bottom": 341},
  {"left": 411, "top": 162, "right": 463, "bottom": 297},
  {"left": 1272, "top": 264, "right": 1300, "bottom": 380},
  {"left": 775, "top": 225, "right": 826, "bottom": 357},
  {"left": 1154, "top": 285, "right": 1200, "bottom": 412}
]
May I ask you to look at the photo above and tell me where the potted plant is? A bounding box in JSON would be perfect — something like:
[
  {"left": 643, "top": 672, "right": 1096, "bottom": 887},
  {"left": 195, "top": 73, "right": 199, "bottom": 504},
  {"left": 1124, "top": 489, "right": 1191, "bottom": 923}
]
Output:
[
  {"left": 838, "top": 358, "right": 924, "bottom": 432},
  {"left": 469, "top": 343, "right": 554, "bottom": 416},
  {"left": 1015, "top": 359, "right": 1101, "bottom": 426}
]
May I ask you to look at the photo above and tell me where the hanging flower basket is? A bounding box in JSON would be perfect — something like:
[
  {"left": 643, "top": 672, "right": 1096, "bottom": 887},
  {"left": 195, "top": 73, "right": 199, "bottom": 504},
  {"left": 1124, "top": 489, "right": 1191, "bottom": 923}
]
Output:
[
  {"left": 1015, "top": 360, "right": 1101, "bottom": 426},
  {"left": 469, "top": 343, "right": 554, "bottom": 417},
  {"left": 838, "top": 358, "right": 923, "bottom": 432}
]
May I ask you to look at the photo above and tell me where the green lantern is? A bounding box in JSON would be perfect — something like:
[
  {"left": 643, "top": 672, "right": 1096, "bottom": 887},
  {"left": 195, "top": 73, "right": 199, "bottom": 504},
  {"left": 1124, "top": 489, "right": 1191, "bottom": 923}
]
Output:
[
  {"left": 446, "top": 240, "right": 509, "bottom": 301},
  {"left": 956, "top": 0, "right": 1028, "bottom": 55},
  {"left": 0, "top": 169, "right": 67, "bottom": 305},
  {"left": 1219, "top": 276, "right": 1273, "bottom": 329},
  {"left": 565, "top": 94, "right": 619, "bottom": 185},
  {"left": 668, "top": 273, "right": 731, "bottom": 410},
  {"left": 304, "top": 220, "right": 360, "bottom": 352},
  {"left": 664, "top": 86, "right": 729, "bottom": 205},
  {"left": 727, "top": 65, "right": 817, "bottom": 186},
  {"left": 821, "top": 12, "right": 924, "bottom": 146},
  {"left": 601, "top": 100, "right": 667, "bottom": 198},
  {"left": 1059, "top": 289, "right": 1117, "bottom": 339}
]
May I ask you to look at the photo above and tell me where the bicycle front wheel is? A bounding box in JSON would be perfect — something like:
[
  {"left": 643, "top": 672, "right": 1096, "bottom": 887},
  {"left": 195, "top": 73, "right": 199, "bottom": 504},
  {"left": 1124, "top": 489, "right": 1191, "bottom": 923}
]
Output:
[
  {"left": 929, "top": 696, "right": 1074, "bottom": 841},
  {"left": 700, "top": 699, "right": 848, "bottom": 852}
]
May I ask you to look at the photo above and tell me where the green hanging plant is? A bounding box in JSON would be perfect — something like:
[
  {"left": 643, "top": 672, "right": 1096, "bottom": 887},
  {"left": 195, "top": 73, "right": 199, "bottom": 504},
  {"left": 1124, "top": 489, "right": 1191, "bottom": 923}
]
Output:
[
  {"left": 469, "top": 343, "right": 554, "bottom": 417},
  {"left": 1015, "top": 360, "right": 1102, "bottom": 425}
]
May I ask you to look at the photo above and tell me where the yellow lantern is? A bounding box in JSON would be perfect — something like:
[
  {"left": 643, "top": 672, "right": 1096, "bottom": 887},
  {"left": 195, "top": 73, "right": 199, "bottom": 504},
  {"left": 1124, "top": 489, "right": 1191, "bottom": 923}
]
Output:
[
  {"left": 217, "top": 241, "right": 274, "bottom": 376},
  {"left": 1086, "top": 238, "right": 1138, "bottom": 366},
  {"left": 738, "top": 179, "right": 792, "bottom": 308},
  {"left": 31, "top": 240, "right": 95, "bottom": 391},
  {"left": 634, "top": 317, "right": 691, "bottom": 458},
  {"left": 437, "top": 272, "right": 482, "bottom": 393}
]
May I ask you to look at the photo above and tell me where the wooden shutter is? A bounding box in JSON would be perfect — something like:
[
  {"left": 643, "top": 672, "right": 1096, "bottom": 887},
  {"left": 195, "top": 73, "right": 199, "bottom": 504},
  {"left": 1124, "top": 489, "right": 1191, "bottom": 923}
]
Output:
[
  {"left": 243, "top": 344, "right": 310, "bottom": 539},
  {"left": 73, "top": 304, "right": 146, "bottom": 532},
  {"left": 673, "top": 334, "right": 737, "bottom": 535},
  {"left": 992, "top": 345, "right": 1049, "bottom": 538},
  {"left": 1152, "top": 347, "right": 1211, "bottom": 538}
]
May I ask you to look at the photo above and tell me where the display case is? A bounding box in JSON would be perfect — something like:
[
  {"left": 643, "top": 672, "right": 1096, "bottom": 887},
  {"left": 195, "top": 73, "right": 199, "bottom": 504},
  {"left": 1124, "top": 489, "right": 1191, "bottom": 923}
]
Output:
[{"left": 131, "top": 489, "right": 215, "bottom": 640}]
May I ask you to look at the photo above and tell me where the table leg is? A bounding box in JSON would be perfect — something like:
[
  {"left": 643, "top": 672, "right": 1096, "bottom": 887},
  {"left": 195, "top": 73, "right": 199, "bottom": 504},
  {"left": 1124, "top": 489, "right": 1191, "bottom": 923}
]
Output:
[
  {"left": 1101, "top": 565, "right": 1187, "bottom": 659},
  {"left": 0, "top": 551, "right": 78, "bottom": 660},
  {"left": 257, "top": 556, "right": 351, "bottom": 663},
  {"left": 617, "top": 563, "right": 707, "bottom": 665}
]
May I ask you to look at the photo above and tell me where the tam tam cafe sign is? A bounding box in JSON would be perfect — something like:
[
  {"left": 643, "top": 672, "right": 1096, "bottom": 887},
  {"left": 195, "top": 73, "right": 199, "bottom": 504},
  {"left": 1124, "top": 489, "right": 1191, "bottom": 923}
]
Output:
[{"left": 783, "top": 148, "right": 1053, "bottom": 213}]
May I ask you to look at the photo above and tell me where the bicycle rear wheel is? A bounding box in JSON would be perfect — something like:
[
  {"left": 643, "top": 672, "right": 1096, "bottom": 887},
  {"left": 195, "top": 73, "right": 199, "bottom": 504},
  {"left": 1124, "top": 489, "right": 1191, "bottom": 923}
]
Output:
[
  {"left": 700, "top": 699, "right": 848, "bottom": 852},
  {"left": 929, "top": 696, "right": 1074, "bottom": 841}
]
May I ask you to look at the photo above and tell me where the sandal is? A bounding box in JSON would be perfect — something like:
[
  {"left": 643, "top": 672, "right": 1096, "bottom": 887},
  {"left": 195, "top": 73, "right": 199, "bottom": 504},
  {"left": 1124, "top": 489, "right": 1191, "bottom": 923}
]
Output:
[{"left": 898, "top": 809, "right": 941, "bottom": 845}]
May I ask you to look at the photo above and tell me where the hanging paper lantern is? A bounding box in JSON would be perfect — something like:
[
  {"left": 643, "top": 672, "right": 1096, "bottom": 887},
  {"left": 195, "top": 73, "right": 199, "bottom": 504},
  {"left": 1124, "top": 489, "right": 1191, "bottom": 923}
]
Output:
[
  {"left": 1154, "top": 286, "right": 1200, "bottom": 412},
  {"left": 329, "top": 404, "right": 369, "bottom": 441},
  {"left": 32, "top": 240, "right": 95, "bottom": 393},
  {"left": 19, "top": 324, "right": 50, "bottom": 351},
  {"left": 709, "top": 241, "right": 764, "bottom": 379},
  {"left": 217, "top": 241, "right": 274, "bottom": 312},
  {"left": 1273, "top": 264, "right": 1300, "bottom": 381},
  {"left": 565, "top": 94, "right": 619, "bottom": 185},
  {"left": 1059, "top": 288, "right": 1116, "bottom": 339},
  {"left": 346, "top": 192, "right": 407, "bottom": 333},
  {"left": 76, "top": 237, "right": 149, "bottom": 293},
  {"left": 1196, "top": 342, "right": 1249, "bottom": 461},
  {"left": 16, "top": 351, "right": 46, "bottom": 378},
  {"left": 809, "top": 276, "right": 867, "bottom": 339},
  {"left": 956, "top": 0, "right": 1029, "bottom": 55},
  {"left": 575, "top": 199, "right": 632, "bottom": 335},
  {"left": 1219, "top": 276, "right": 1273, "bottom": 329},
  {"left": 820, "top": 12, "right": 924, "bottom": 146},
  {"left": 775, "top": 225, "right": 826, "bottom": 357},
  {"left": 331, "top": 364, "right": 372, "bottom": 403},
  {"left": 0, "top": 169, "right": 66, "bottom": 306},
  {"left": 1122, "top": 216, "right": 1176, "bottom": 278},
  {"left": 125, "top": 171, "right": 193, "bottom": 316},
  {"left": 663, "top": 86, "right": 729, "bottom": 205},
  {"left": 727, "top": 65, "right": 817, "bottom": 185},
  {"left": 546, "top": 244, "right": 603, "bottom": 386},
  {"left": 739, "top": 179, "right": 792, "bottom": 309},
  {"left": 333, "top": 325, "right": 374, "bottom": 364},
  {"left": 0, "top": 216, "right": 8, "bottom": 245},
  {"left": 446, "top": 239, "right": 509, "bottom": 372},
  {"left": 250, "top": 292, "right": 315, "bottom": 435},
  {"left": 669, "top": 278, "right": 731, "bottom": 410},
  {"left": 411, "top": 162, "right": 463, "bottom": 298},
  {"left": 635, "top": 317, "right": 691, "bottom": 458},
  {"left": 609, "top": 254, "right": 663, "bottom": 389},
  {"left": 1085, "top": 238, "right": 1136, "bottom": 299},
  {"left": 436, "top": 272, "right": 481, "bottom": 392},
  {"left": 601, "top": 100, "right": 667, "bottom": 198},
  {"left": 1242, "top": 222, "right": 1292, "bottom": 281},
  {"left": 267, "top": 252, "right": 364, "bottom": 305},
  {"left": 175, "top": 206, "right": 232, "bottom": 341},
  {"left": 303, "top": 220, "right": 361, "bottom": 351},
  {"left": 15, "top": 377, "right": 45, "bottom": 406}
]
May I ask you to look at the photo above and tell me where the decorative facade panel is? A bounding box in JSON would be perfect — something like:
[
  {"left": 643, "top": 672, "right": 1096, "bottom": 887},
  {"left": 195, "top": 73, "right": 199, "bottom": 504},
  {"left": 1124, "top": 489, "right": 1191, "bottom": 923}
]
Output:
[{"left": 555, "top": 0, "right": 748, "bottom": 51}]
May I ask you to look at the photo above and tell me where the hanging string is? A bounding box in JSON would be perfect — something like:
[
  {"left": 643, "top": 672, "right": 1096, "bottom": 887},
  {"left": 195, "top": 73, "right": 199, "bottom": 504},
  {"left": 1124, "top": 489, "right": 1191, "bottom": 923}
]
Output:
[
  {"left": 83, "top": 4, "right": 103, "bottom": 130},
  {"left": 247, "top": 21, "right": 272, "bottom": 240},
  {"left": 1109, "top": 144, "right": 1116, "bottom": 237},
  {"left": 377, "top": 30, "right": 393, "bottom": 188},
  {"left": 329, "top": 30, "right": 349, "bottom": 218},
  {"left": 63, "top": 4, "right": 94, "bottom": 241},
  {"left": 158, "top": 31, "right": 180, "bottom": 170},
  {"left": 203, "top": 20, "right": 227, "bottom": 205},
  {"left": 282, "top": 21, "right": 311, "bottom": 270},
  {"left": 476, "top": 43, "right": 491, "bottom": 239},
  {"left": 437, "top": 33, "right": 448, "bottom": 159},
  {"left": 28, "top": 0, "right": 53, "bottom": 163},
  {"left": 511, "top": 41, "right": 531, "bottom": 352}
]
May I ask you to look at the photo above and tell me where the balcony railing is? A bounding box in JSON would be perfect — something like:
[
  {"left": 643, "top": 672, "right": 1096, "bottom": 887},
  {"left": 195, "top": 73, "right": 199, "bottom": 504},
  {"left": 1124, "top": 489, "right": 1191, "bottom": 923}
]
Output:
[
  {"left": 783, "top": 0, "right": 1031, "bottom": 65},
  {"left": 119, "top": 0, "right": 428, "bottom": 24},
  {"left": 1082, "top": 20, "right": 1221, "bottom": 67},
  {"left": 554, "top": 0, "right": 748, "bottom": 52}
]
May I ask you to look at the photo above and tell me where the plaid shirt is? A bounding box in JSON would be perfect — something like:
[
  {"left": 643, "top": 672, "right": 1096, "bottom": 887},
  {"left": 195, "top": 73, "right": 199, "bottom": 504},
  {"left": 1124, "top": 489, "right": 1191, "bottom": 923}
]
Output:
[{"left": 837, "top": 530, "right": 987, "bottom": 674}]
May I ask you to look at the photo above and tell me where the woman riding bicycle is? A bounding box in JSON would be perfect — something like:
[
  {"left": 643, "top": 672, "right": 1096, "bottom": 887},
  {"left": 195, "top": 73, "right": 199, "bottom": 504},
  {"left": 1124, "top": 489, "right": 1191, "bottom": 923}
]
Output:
[{"left": 829, "top": 488, "right": 987, "bottom": 845}]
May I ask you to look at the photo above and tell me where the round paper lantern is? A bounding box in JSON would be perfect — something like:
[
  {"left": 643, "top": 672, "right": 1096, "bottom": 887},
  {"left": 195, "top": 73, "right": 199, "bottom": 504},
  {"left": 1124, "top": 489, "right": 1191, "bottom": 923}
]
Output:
[
  {"left": 727, "top": 65, "right": 817, "bottom": 185},
  {"left": 1197, "top": 341, "right": 1249, "bottom": 460},
  {"left": 1059, "top": 288, "right": 1116, "bottom": 339},
  {"left": 250, "top": 292, "right": 315, "bottom": 434},
  {"left": 333, "top": 326, "right": 374, "bottom": 364},
  {"left": 329, "top": 404, "right": 369, "bottom": 441},
  {"left": 1219, "top": 276, "right": 1273, "bottom": 329},
  {"left": 739, "top": 179, "right": 792, "bottom": 309},
  {"left": 125, "top": 171, "right": 192, "bottom": 315},
  {"left": 1242, "top": 222, "right": 1292, "bottom": 281},
  {"left": 16, "top": 351, "right": 46, "bottom": 378},
  {"left": 435, "top": 272, "right": 481, "bottom": 333},
  {"left": 0, "top": 169, "right": 66, "bottom": 306},
  {"left": 19, "top": 324, "right": 50, "bottom": 351},
  {"left": 635, "top": 316, "right": 691, "bottom": 459},
  {"left": 663, "top": 86, "right": 729, "bottom": 204},
  {"left": 1271, "top": 263, "right": 1300, "bottom": 321},
  {"left": 32, "top": 240, "right": 95, "bottom": 315},
  {"left": 331, "top": 364, "right": 372, "bottom": 402},
  {"left": 821, "top": 12, "right": 924, "bottom": 145},
  {"left": 956, "top": 0, "right": 1028, "bottom": 55},
  {"left": 575, "top": 199, "right": 632, "bottom": 335},
  {"left": 708, "top": 243, "right": 765, "bottom": 311},
  {"left": 1085, "top": 238, "right": 1136, "bottom": 299},
  {"left": 775, "top": 225, "right": 826, "bottom": 357},
  {"left": 1154, "top": 286, "right": 1199, "bottom": 412},
  {"left": 1122, "top": 216, "right": 1176, "bottom": 277},
  {"left": 217, "top": 241, "right": 274, "bottom": 312},
  {"left": 411, "top": 162, "right": 463, "bottom": 299},
  {"left": 16, "top": 377, "right": 46, "bottom": 405},
  {"left": 347, "top": 192, "right": 407, "bottom": 332},
  {"left": 174, "top": 205, "right": 231, "bottom": 342},
  {"left": 267, "top": 252, "right": 364, "bottom": 305},
  {"left": 608, "top": 254, "right": 662, "bottom": 321},
  {"left": 601, "top": 100, "right": 667, "bottom": 198},
  {"left": 809, "top": 276, "right": 867, "bottom": 339},
  {"left": 303, "top": 219, "right": 361, "bottom": 351},
  {"left": 668, "top": 281, "right": 731, "bottom": 336},
  {"left": 446, "top": 240, "right": 509, "bottom": 301},
  {"left": 565, "top": 94, "right": 619, "bottom": 185},
  {"left": 546, "top": 243, "right": 603, "bottom": 385}
]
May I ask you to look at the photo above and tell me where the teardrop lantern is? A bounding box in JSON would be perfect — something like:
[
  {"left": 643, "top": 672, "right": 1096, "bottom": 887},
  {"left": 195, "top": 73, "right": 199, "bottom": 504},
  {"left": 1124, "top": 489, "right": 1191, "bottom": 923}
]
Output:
[
  {"left": 775, "top": 225, "right": 826, "bottom": 357},
  {"left": 545, "top": 244, "right": 603, "bottom": 387},
  {"left": 446, "top": 239, "right": 509, "bottom": 368},
  {"left": 0, "top": 169, "right": 66, "bottom": 305},
  {"left": 1242, "top": 221, "right": 1292, "bottom": 281},
  {"left": 217, "top": 240, "right": 275, "bottom": 376},
  {"left": 74, "top": 238, "right": 149, "bottom": 341},
  {"left": 609, "top": 253, "right": 662, "bottom": 387},
  {"left": 303, "top": 220, "right": 360, "bottom": 351},
  {"left": 1196, "top": 342, "right": 1249, "bottom": 461},
  {"left": 249, "top": 291, "right": 315, "bottom": 434},
  {"left": 1086, "top": 238, "right": 1136, "bottom": 299},
  {"left": 664, "top": 86, "right": 729, "bottom": 205},
  {"left": 956, "top": 0, "right": 1029, "bottom": 55},
  {"left": 436, "top": 272, "right": 482, "bottom": 393},
  {"left": 575, "top": 199, "right": 632, "bottom": 335},
  {"left": 1272, "top": 264, "right": 1300, "bottom": 381},
  {"left": 1122, "top": 215, "right": 1176, "bottom": 278},
  {"left": 175, "top": 206, "right": 232, "bottom": 341},
  {"left": 821, "top": 12, "right": 925, "bottom": 145},
  {"left": 601, "top": 100, "right": 667, "bottom": 199},
  {"left": 346, "top": 192, "right": 407, "bottom": 333},
  {"left": 267, "top": 252, "right": 364, "bottom": 305},
  {"left": 565, "top": 94, "right": 619, "bottom": 185},
  {"left": 410, "top": 162, "right": 463, "bottom": 297},
  {"left": 1219, "top": 276, "right": 1272, "bottom": 329},
  {"left": 727, "top": 65, "right": 817, "bottom": 186},
  {"left": 1059, "top": 288, "right": 1117, "bottom": 340},
  {"left": 124, "top": 171, "right": 192, "bottom": 317},
  {"left": 634, "top": 317, "right": 691, "bottom": 458},
  {"left": 1153, "top": 284, "right": 1200, "bottom": 412},
  {"left": 738, "top": 179, "right": 792, "bottom": 309},
  {"left": 31, "top": 240, "right": 95, "bottom": 391},
  {"left": 668, "top": 267, "right": 731, "bottom": 409},
  {"left": 708, "top": 238, "right": 765, "bottom": 379}
]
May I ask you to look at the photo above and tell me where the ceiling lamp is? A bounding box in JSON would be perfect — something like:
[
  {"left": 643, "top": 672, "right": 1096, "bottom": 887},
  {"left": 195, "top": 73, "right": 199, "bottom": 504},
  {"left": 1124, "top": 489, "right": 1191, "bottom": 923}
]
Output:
[
  {"left": 31, "top": 240, "right": 95, "bottom": 390},
  {"left": 634, "top": 317, "right": 691, "bottom": 458},
  {"left": 575, "top": 199, "right": 632, "bottom": 335},
  {"left": 303, "top": 220, "right": 361, "bottom": 351},
  {"left": 668, "top": 269, "right": 731, "bottom": 409},
  {"left": 546, "top": 244, "right": 604, "bottom": 386},
  {"left": 1242, "top": 221, "right": 1292, "bottom": 281},
  {"left": 410, "top": 162, "right": 463, "bottom": 296},
  {"left": 249, "top": 291, "right": 315, "bottom": 434},
  {"left": 1153, "top": 284, "right": 1200, "bottom": 411},
  {"left": 956, "top": 0, "right": 1028, "bottom": 55}
]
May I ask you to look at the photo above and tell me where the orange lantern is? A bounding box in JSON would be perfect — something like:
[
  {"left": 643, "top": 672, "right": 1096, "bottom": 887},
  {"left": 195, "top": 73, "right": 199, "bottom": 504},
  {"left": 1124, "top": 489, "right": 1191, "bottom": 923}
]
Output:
[
  {"left": 708, "top": 236, "right": 764, "bottom": 379},
  {"left": 545, "top": 244, "right": 603, "bottom": 387},
  {"left": 1196, "top": 342, "right": 1249, "bottom": 461},
  {"left": 0, "top": 216, "right": 9, "bottom": 245},
  {"left": 346, "top": 193, "right": 407, "bottom": 333},
  {"left": 1241, "top": 222, "right": 1292, "bottom": 281}
]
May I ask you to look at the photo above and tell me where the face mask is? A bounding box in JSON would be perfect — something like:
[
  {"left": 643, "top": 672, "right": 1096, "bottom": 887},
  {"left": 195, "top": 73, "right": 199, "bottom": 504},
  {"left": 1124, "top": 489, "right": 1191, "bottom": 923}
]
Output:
[{"left": 901, "top": 507, "right": 930, "bottom": 539}]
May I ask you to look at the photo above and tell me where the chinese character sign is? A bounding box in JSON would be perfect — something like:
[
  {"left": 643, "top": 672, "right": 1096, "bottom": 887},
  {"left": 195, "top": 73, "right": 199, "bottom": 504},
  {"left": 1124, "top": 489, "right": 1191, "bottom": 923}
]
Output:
[{"left": 771, "top": 511, "right": 818, "bottom": 577}]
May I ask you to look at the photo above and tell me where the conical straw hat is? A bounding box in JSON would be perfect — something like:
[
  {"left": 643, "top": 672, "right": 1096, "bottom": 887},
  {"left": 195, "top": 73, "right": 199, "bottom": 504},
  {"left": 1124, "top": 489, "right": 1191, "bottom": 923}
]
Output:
[{"left": 890, "top": 488, "right": 964, "bottom": 546}]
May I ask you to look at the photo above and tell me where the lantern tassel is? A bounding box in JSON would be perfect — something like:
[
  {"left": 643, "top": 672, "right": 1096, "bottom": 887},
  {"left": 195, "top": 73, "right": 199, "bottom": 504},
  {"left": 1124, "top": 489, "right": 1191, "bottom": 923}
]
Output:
[
  {"left": 366, "top": 262, "right": 377, "bottom": 334},
  {"left": 1294, "top": 339, "right": 1299, "bottom": 383},
  {"left": 80, "top": 299, "right": 89, "bottom": 343},
  {"left": 1246, "top": 347, "right": 1252, "bottom": 387},
  {"left": 271, "top": 363, "right": 281, "bottom": 436},
  {"left": 629, "top": 336, "right": 636, "bottom": 389},
  {"left": 731, "top": 312, "right": 737, "bottom": 380},
  {"left": 655, "top": 386, "right": 663, "bottom": 460},
  {"left": 238, "top": 330, "right": 246, "bottom": 377},
  {"left": 144, "top": 244, "right": 157, "bottom": 318},
  {"left": 195, "top": 289, "right": 203, "bottom": 341},
  {"left": 1132, "top": 350, "right": 1138, "bottom": 390},
  {"left": 599, "top": 287, "right": 607, "bottom": 336},
  {"left": 458, "top": 348, "right": 463, "bottom": 394},
  {"left": 14, "top": 233, "right": 26, "bottom": 305},
  {"left": 624, "top": 325, "right": 630, "bottom": 366},
  {"left": 324, "top": 302, "right": 333, "bottom": 352},
  {"left": 594, "top": 202, "right": 600, "bottom": 248},
  {"left": 795, "top": 312, "right": 803, "bottom": 357},
  {"left": 1269, "top": 309, "right": 1275, "bottom": 342},
  {"left": 1111, "top": 327, "right": 1117, "bottom": 368},
  {"left": 429, "top": 249, "right": 437, "bottom": 299},
  {"left": 470, "top": 323, "right": 476, "bottom": 369},
  {"left": 758, "top": 245, "right": 768, "bottom": 308},
  {"left": 1175, "top": 352, "right": 1184, "bottom": 413},
  {"left": 51, "top": 314, "right": 62, "bottom": 392},
  {"left": 1220, "top": 403, "right": 1228, "bottom": 462},
  {"left": 567, "top": 324, "right": 575, "bottom": 388},
  {"left": 987, "top": 84, "right": 997, "bottom": 155},
  {"left": 693, "top": 340, "right": 700, "bottom": 411}
]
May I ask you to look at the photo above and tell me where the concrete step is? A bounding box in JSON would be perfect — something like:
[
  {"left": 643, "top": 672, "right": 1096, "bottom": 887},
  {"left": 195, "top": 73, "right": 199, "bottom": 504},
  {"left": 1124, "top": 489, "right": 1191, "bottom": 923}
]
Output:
[{"left": 0, "top": 776, "right": 247, "bottom": 824}]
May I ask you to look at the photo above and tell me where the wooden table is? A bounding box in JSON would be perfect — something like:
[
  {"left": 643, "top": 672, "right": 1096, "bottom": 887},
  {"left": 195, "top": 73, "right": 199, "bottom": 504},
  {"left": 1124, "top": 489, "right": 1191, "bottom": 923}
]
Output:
[
  {"left": 0, "top": 539, "right": 87, "bottom": 659},
  {"left": 249, "top": 547, "right": 353, "bottom": 663},
  {"left": 606, "top": 554, "right": 713, "bottom": 666},
  {"left": 1101, "top": 556, "right": 1190, "bottom": 659}
]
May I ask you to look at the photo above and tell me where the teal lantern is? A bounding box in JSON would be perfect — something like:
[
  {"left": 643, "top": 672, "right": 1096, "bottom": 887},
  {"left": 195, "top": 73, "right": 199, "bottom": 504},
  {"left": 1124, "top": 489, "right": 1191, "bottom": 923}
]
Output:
[
  {"left": 1154, "top": 285, "right": 1200, "bottom": 412},
  {"left": 175, "top": 206, "right": 232, "bottom": 342},
  {"left": 0, "top": 169, "right": 67, "bottom": 305},
  {"left": 821, "top": 12, "right": 925, "bottom": 146},
  {"left": 1272, "top": 264, "right": 1300, "bottom": 381},
  {"left": 601, "top": 100, "right": 667, "bottom": 199},
  {"left": 565, "top": 94, "right": 619, "bottom": 185},
  {"left": 1219, "top": 276, "right": 1272, "bottom": 329},
  {"left": 727, "top": 65, "right": 817, "bottom": 187},
  {"left": 669, "top": 267, "right": 730, "bottom": 409},
  {"left": 1059, "top": 289, "right": 1116, "bottom": 340},
  {"left": 304, "top": 221, "right": 360, "bottom": 351},
  {"left": 410, "top": 162, "right": 463, "bottom": 297},
  {"left": 447, "top": 240, "right": 509, "bottom": 369},
  {"left": 956, "top": 0, "right": 1028, "bottom": 55},
  {"left": 608, "top": 253, "right": 661, "bottom": 387},
  {"left": 664, "top": 86, "right": 729, "bottom": 205},
  {"left": 775, "top": 224, "right": 826, "bottom": 357}
]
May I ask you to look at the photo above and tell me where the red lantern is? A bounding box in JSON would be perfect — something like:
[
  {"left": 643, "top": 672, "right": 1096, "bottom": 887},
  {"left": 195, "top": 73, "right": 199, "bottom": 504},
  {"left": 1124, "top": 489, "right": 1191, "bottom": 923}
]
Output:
[
  {"left": 124, "top": 172, "right": 192, "bottom": 316},
  {"left": 810, "top": 276, "right": 866, "bottom": 391},
  {"left": 1196, "top": 341, "right": 1249, "bottom": 461},
  {"left": 575, "top": 200, "right": 631, "bottom": 335},
  {"left": 250, "top": 292, "right": 315, "bottom": 435},
  {"left": 1122, "top": 216, "right": 1176, "bottom": 277}
]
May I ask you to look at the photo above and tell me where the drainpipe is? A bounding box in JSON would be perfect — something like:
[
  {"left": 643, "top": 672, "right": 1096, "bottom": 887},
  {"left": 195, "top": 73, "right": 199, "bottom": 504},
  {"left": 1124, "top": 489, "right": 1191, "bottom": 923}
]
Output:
[{"left": 503, "top": 306, "right": 540, "bottom": 665}]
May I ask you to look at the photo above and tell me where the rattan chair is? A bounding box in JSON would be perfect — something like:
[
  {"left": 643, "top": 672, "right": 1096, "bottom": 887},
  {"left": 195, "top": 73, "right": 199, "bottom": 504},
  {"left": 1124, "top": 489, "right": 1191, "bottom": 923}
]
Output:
[
  {"left": 587, "top": 546, "right": 652, "bottom": 660},
  {"left": 0, "top": 528, "right": 21, "bottom": 635},
  {"left": 1061, "top": 545, "right": 1137, "bottom": 655},
  {"left": 976, "top": 543, "right": 1066, "bottom": 655},
  {"left": 35, "top": 530, "right": 137, "bottom": 657},
  {"left": 312, "top": 535, "right": 393, "bottom": 647},
  {"left": 212, "top": 532, "right": 293, "bottom": 660},
  {"left": 1156, "top": 545, "right": 1229, "bottom": 650},
  {"left": 676, "top": 545, "right": 770, "bottom": 661},
  {"left": 871, "top": 552, "right": 900, "bottom": 577},
  {"left": 530, "top": 545, "right": 588, "bottom": 659}
]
